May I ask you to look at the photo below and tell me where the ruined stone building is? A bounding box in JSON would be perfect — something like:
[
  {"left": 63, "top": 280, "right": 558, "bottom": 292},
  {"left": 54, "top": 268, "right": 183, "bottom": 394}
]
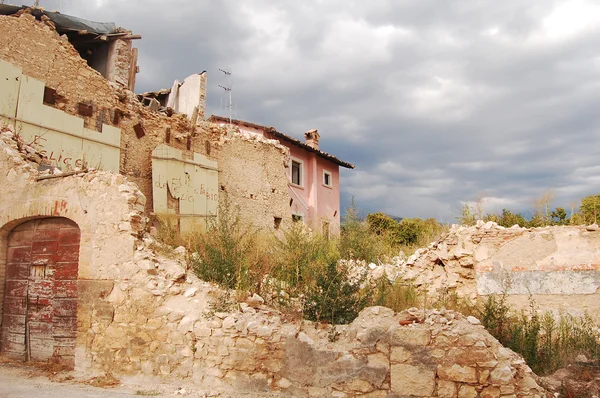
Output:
[
  {"left": 0, "top": 6, "right": 308, "bottom": 365},
  {"left": 0, "top": 8, "right": 579, "bottom": 397},
  {"left": 209, "top": 116, "right": 355, "bottom": 234}
]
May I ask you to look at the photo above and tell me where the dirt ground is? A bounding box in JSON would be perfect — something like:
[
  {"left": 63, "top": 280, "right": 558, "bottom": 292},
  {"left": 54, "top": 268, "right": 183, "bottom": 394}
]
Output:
[{"left": 0, "top": 357, "right": 284, "bottom": 398}]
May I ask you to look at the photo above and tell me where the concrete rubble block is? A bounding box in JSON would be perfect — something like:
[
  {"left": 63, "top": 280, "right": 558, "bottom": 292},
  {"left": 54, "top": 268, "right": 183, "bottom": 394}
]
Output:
[{"left": 390, "top": 363, "right": 435, "bottom": 396}]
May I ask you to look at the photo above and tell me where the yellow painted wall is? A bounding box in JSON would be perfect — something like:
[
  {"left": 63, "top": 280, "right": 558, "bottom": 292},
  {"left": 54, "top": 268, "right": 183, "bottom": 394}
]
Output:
[
  {"left": 151, "top": 144, "right": 218, "bottom": 217},
  {"left": 0, "top": 59, "right": 121, "bottom": 172}
]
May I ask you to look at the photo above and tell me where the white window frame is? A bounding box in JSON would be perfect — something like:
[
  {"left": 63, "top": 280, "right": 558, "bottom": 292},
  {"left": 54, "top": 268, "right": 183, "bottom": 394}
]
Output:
[
  {"left": 322, "top": 169, "right": 333, "bottom": 188},
  {"left": 290, "top": 157, "right": 304, "bottom": 188}
]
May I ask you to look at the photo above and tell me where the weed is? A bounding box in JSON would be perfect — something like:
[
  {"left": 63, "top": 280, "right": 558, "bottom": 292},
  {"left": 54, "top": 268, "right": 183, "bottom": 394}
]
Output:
[
  {"left": 190, "top": 195, "right": 257, "bottom": 291},
  {"left": 273, "top": 222, "right": 339, "bottom": 291},
  {"left": 370, "top": 277, "right": 422, "bottom": 312},
  {"left": 204, "top": 289, "right": 236, "bottom": 318},
  {"left": 339, "top": 198, "right": 385, "bottom": 263},
  {"left": 480, "top": 294, "right": 600, "bottom": 375},
  {"left": 304, "top": 259, "right": 371, "bottom": 324}
]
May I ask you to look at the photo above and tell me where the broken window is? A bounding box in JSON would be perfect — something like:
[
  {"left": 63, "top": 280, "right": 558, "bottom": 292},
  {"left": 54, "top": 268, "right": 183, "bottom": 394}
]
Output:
[
  {"left": 292, "top": 214, "right": 303, "bottom": 223},
  {"left": 291, "top": 159, "right": 302, "bottom": 186}
]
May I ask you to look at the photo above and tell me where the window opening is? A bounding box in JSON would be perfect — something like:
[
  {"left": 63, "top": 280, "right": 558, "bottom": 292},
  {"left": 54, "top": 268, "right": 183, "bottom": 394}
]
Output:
[
  {"left": 323, "top": 170, "right": 332, "bottom": 187},
  {"left": 291, "top": 160, "right": 302, "bottom": 186}
]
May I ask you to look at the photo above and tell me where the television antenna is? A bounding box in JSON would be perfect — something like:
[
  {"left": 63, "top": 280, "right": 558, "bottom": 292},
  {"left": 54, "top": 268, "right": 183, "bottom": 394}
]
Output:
[{"left": 218, "top": 68, "right": 232, "bottom": 125}]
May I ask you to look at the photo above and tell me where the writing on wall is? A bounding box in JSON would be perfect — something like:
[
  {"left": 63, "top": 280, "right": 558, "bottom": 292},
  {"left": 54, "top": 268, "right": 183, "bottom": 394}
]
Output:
[
  {"left": 0, "top": 59, "right": 121, "bottom": 172},
  {"left": 152, "top": 144, "right": 218, "bottom": 216}
]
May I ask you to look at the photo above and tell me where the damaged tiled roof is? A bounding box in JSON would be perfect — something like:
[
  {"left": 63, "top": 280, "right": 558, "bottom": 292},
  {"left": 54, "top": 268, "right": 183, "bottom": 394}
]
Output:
[
  {"left": 208, "top": 115, "right": 355, "bottom": 169},
  {"left": 0, "top": 5, "right": 118, "bottom": 34}
]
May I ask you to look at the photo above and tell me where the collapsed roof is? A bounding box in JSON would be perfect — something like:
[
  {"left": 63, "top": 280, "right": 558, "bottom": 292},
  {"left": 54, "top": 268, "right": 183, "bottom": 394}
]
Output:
[{"left": 0, "top": 4, "right": 118, "bottom": 35}]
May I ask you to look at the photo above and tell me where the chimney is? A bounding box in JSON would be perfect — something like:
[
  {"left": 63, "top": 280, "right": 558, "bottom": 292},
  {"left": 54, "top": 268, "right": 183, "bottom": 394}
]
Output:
[{"left": 304, "top": 129, "right": 320, "bottom": 150}]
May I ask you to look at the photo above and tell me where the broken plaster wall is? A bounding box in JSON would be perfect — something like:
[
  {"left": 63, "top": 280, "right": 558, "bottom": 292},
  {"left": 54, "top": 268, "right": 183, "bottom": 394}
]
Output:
[
  {"left": 364, "top": 221, "right": 600, "bottom": 321},
  {"left": 106, "top": 38, "right": 134, "bottom": 88},
  {"left": 217, "top": 130, "right": 293, "bottom": 233},
  {"left": 0, "top": 13, "right": 289, "bottom": 234},
  {"left": 0, "top": 127, "right": 146, "bottom": 362}
]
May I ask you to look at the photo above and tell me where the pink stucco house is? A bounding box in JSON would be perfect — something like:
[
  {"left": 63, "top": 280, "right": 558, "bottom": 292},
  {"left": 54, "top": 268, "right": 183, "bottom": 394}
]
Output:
[{"left": 209, "top": 115, "right": 354, "bottom": 234}]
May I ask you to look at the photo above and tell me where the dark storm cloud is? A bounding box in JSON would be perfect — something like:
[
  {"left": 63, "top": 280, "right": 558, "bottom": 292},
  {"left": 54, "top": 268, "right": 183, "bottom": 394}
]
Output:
[{"left": 35, "top": 0, "right": 600, "bottom": 220}]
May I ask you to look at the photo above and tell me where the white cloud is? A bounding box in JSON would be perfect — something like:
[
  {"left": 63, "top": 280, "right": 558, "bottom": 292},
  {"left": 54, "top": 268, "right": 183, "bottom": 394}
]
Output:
[{"left": 37, "top": 0, "right": 600, "bottom": 221}]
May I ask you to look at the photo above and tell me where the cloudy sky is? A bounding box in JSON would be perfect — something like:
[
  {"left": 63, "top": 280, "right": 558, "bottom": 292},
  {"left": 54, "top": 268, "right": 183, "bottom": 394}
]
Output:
[{"left": 35, "top": 0, "right": 600, "bottom": 222}]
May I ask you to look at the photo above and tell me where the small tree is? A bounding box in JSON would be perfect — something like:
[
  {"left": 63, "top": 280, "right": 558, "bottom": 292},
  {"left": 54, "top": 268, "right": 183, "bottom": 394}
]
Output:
[{"left": 579, "top": 194, "right": 600, "bottom": 224}]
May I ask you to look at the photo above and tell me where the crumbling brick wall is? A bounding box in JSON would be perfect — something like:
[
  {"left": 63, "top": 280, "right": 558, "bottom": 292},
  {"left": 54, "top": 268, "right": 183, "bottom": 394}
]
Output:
[
  {"left": 217, "top": 131, "right": 292, "bottom": 232},
  {"left": 0, "top": 12, "right": 291, "bottom": 233}
]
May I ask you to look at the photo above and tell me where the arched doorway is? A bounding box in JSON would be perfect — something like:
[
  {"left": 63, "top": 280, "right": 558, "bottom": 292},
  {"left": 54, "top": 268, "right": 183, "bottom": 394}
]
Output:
[{"left": 1, "top": 218, "right": 80, "bottom": 366}]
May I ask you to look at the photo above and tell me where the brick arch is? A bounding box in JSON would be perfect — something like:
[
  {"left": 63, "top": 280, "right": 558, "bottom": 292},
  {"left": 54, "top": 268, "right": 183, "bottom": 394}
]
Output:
[{"left": 0, "top": 216, "right": 81, "bottom": 367}]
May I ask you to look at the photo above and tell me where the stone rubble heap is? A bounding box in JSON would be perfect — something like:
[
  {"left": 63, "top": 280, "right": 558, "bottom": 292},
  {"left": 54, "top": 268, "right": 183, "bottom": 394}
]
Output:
[
  {"left": 76, "top": 224, "right": 550, "bottom": 397},
  {"left": 346, "top": 221, "right": 528, "bottom": 302}
]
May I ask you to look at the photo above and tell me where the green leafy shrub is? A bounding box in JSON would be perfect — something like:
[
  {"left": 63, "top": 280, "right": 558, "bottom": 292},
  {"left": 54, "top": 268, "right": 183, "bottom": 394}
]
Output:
[
  {"left": 303, "top": 259, "right": 371, "bottom": 324},
  {"left": 190, "top": 196, "right": 257, "bottom": 291}
]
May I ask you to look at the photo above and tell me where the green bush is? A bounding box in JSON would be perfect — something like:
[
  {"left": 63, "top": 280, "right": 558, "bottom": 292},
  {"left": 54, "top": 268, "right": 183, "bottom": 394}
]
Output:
[
  {"left": 303, "top": 259, "right": 371, "bottom": 324},
  {"left": 190, "top": 196, "right": 257, "bottom": 291}
]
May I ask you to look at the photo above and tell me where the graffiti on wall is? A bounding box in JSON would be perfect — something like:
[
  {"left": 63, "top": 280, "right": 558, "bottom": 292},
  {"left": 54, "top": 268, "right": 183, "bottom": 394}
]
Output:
[
  {"left": 151, "top": 144, "right": 218, "bottom": 216},
  {"left": 0, "top": 59, "right": 121, "bottom": 172}
]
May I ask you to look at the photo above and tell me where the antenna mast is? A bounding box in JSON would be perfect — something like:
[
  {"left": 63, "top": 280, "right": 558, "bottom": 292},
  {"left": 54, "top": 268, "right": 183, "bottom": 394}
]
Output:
[{"left": 218, "top": 69, "right": 232, "bottom": 125}]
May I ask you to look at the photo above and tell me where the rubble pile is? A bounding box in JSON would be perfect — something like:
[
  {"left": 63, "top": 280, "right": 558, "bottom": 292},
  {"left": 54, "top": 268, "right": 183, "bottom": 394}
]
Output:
[{"left": 347, "top": 221, "right": 527, "bottom": 302}]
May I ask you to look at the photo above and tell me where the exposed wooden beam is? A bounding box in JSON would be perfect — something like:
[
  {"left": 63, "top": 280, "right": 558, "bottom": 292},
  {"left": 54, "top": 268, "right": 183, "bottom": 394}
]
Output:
[{"left": 128, "top": 47, "right": 139, "bottom": 92}]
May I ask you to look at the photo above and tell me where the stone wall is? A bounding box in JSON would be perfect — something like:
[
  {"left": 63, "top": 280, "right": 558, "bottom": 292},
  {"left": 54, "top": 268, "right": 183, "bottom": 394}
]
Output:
[
  {"left": 217, "top": 130, "right": 292, "bottom": 232},
  {"left": 364, "top": 221, "right": 600, "bottom": 320},
  {"left": 0, "top": 12, "right": 291, "bottom": 233}
]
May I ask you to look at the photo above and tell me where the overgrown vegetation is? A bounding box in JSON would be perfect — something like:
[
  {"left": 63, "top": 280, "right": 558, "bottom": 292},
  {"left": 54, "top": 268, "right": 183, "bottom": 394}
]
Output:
[
  {"left": 480, "top": 293, "right": 600, "bottom": 375},
  {"left": 178, "top": 196, "right": 447, "bottom": 324},
  {"left": 160, "top": 195, "right": 600, "bottom": 376}
]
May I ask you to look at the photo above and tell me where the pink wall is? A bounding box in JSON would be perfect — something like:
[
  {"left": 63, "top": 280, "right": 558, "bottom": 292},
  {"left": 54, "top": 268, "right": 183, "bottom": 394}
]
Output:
[{"left": 287, "top": 145, "right": 341, "bottom": 232}]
